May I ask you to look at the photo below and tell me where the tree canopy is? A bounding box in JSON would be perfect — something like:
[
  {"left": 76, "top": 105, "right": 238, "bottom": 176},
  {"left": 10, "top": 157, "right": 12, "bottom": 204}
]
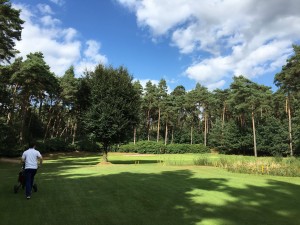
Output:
[
  {"left": 83, "top": 65, "right": 141, "bottom": 162},
  {"left": 0, "top": 0, "right": 24, "bottom": 63}
]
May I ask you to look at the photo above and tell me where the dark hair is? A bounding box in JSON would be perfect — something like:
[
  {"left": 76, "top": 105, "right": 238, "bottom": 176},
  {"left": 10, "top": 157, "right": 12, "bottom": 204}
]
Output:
[{"left": 28, "top": 142, "right": 36, "bottom": 148}]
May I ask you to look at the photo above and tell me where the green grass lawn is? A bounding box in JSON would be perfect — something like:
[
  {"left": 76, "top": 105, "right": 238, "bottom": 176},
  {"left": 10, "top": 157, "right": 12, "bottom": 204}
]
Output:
[{"left": 1, "top": 152, "right": 300, "bottom": 225}]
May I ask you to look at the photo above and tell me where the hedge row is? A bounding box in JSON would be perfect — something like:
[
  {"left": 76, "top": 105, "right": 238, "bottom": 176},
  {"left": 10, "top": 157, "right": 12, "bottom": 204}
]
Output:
[{"left": 119, "top": 141, "right": 210, "bottom": 154}]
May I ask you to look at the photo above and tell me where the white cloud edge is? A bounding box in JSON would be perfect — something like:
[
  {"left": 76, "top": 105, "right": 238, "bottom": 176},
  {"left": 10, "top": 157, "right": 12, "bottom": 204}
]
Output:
[
  {"left": 116, "top": 0, "right": 300, "bottom": 90},
  {"left": 13, "top": 3, "right": 108, "bottom": 77}
]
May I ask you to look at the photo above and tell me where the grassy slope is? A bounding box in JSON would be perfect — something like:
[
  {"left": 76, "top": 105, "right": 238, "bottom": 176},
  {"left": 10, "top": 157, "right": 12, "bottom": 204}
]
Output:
[{"left": 1, "top": 153, "right": 300, "bottom": 225}]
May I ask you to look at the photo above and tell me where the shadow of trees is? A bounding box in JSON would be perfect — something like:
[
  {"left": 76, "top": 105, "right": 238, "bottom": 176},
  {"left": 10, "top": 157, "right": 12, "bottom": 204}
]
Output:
[{"left": 2, "top": 156, "right": 300, "bottom": 225}]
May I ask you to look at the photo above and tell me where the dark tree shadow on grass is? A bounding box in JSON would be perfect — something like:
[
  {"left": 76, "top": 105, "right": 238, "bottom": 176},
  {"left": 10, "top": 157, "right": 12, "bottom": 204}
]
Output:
[{"left": 2, "top": 158, "right": 300, "bottom": 225}]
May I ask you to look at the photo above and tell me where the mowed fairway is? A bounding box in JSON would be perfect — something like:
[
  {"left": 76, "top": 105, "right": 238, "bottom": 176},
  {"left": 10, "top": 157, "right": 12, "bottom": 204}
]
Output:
[{"left": 1, "top": 153, "right": 300, "bottom": 225}]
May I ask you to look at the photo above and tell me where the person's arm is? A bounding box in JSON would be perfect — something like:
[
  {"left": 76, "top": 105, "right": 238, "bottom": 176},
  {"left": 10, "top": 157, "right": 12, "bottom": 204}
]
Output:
[
  {"left": 39, "top": 157, "right": 43, "bottom": 167},
  {"left": 21, "top": 153, "right": 25, "bottom": 163}
]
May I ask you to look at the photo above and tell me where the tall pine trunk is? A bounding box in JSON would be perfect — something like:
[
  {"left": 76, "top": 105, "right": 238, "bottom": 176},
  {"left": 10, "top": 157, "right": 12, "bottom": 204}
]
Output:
[
  {"left": 251, "top": 109, "right": 257, "bottom": 157},
  {"left": 204, "top": 112, "right": 207, "bottom": 146},
  {"left": 133, "top": 127, "right": 136, "bottom": 145},
  {"left": 147, "top": 109, "right": 150, "bottom": 141},
  {"left": 157, "top": 107, "right": 160, "bottom": 142},
  {"left": 164, "top": 123, "right": 168, "bottom": 145},
  {"left": 286, "top": 96, "right": 293, "bottom": 156},
  {"left": 190, "top": 126, "right": 193, "bottom": 145}
]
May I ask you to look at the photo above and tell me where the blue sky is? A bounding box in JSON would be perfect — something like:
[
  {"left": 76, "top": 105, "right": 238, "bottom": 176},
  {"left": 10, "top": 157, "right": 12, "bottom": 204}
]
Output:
[{"left": 11, "top": 0, "right": 300, "bottom": 92}]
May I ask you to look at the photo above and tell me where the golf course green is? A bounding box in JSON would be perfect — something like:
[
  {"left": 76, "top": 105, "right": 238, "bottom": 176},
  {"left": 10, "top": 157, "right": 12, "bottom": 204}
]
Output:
[{"left": 1, "top": 153, "right": 299, "bottom": 225}]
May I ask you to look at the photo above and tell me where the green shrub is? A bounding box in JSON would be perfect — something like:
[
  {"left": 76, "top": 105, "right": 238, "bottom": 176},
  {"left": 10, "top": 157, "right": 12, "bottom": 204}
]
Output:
[
  {"left": 0, "top": 120, "right": 20, "bottom": 157},
  {"left": 119, "top": 142, "right": 210, "bottom": 154},
  {"left": 165, "top": 144, "right": 209, "bottom": 154},
  {"left": 72, "top": 138, "right": 101, "bottom": 152},
  {"left": 38, "top": 138, "right": 68, "bottom": 152}
]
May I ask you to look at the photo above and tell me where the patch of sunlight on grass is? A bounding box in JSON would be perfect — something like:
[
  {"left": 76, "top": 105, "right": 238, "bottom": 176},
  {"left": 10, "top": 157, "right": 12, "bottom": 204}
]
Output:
[
  {"left": 276, "top": 210, "right": 290, "bottom": 217},
  {"left": 199, "top": 219, "right": 233, "bottom": 225},
  {"left": 187, "top": 189, "right": 229, "bottom": 206}
]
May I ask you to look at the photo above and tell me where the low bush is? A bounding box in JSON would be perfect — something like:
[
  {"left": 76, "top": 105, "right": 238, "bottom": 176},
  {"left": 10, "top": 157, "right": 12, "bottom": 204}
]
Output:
[
  {"left": 119, "top": 141, "right": 210, "bottom": 154},
  {"left": 38, "top": 138, "right": 68, "bottom": 152},
  {"left": 36, "top": 137, "right": 101, "bottom": 153}
]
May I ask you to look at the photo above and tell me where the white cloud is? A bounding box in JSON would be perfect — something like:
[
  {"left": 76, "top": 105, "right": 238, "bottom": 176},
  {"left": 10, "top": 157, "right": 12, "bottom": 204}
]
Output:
[
  {"left": 117, "top": 0, "right": 300, "bottom": 89},
  {"left": 14, "top": 4, "right": 107, "bottom": 77},
  {"left": 49, "top": 0, "right": 65, "bottom": 6},
  {"left": 40, "top": 15, "right": 61, "bottom": 27},
  {"left": 76, "top": 40, "right": 108, "bottom": 75},
  {"left": 37, "top": 4, "right": 54, "bottom": 14}
]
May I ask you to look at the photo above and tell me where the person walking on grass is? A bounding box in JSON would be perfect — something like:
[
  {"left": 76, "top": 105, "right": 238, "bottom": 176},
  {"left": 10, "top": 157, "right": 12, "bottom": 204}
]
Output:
[{"left": 21, "top": 143, "right": 43, "bottom": 200}]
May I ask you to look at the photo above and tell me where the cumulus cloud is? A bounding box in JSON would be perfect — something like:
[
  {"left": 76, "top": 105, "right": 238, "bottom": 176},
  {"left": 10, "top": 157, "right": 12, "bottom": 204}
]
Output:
[
  {"left": 75, "top": 40, "right": 108, "bottom": 75},
  {"left": 49, "top": 0, "right": 65, "bottom": 6},
  {"left": 14, "top": 3, "right": 107, "bottom": 76},
  {"left": 117, "top": 0, "right": 300, "bottom": 89},
  {"left": 37, "top": 4, "right": 54, "bottom": 14}
]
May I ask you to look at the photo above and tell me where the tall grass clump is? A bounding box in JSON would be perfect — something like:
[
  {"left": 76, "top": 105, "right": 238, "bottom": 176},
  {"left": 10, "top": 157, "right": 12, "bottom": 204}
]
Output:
[{"left": 194, "top": 154, "right": 300, "bottom": 177}]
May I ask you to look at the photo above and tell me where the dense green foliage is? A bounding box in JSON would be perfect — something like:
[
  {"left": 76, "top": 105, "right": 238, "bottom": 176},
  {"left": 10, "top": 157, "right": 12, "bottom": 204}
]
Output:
[
  {"left": 0, "top": 0, "right": 24, "bottom": 62},
  {"left": 119, "top": 141, "right": 209, "bottom": 154},
  {"left": 1, "top": 1, "right": 300, "bottom": 158},
  {"left": 1, "top": 47, "right": 300, "bottom": 157},
  {"left": 83, "top": 65, "right": 140, "bottom": 161}
]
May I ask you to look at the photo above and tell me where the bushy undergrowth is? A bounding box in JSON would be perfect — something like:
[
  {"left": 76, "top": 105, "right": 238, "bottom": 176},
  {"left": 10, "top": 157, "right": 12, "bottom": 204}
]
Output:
[
  {"left": 194, "top": 155, "right": 300, "bottom": 177},
  {"left": 119, "top": 141, "right": 210, "bottom": 154},
  {"left": 37, "top": 137, "right": 100, "bottom": 153}
]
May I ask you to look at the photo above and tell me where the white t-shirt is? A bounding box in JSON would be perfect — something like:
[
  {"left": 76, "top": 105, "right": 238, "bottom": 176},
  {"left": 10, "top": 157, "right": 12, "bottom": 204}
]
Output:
[{"left": 22, "top": 148, "right": 42, "bottom": 169}]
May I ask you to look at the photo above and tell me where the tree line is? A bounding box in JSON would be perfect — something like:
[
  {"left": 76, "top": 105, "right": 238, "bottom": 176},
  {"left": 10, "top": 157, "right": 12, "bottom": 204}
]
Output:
[
  {"left": 0, "top": 47, "right": 300, "bottom": 157},
  {"left": 0, "top": 0, "right": 299, "bottom": 157}
]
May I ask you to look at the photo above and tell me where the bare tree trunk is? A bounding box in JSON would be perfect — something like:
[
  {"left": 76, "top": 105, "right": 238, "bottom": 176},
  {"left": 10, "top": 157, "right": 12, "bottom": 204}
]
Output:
[
  {"left": 164, "top": 123, "right": 168, "bottom": 145},
  {"left": 44, "top": 117, "right": 52, "bottom": 142},
  {"left": 190, "top": 126, "right": 193, "bottom": 145},
  {"left": 7, "top": 112, "right": 11, "bottom": 124},
  {"left": 287, "top": 97, "right": 293, "bottom": 156},
  {"left": 60, "top": 126, "right": 67, "bottom": 137},
  {"left": 171, "top": 128, "right": 174, "bottom": 144},
  {"left": 222, "top": 103, "right": 226, "bottom": 130},
  {"left": 221, "top": 102, "right": 226, "bottom": 145},
  {"left": 72, "top": 122, "right": 77, "bottom": 145},
  {"left": 20, "top": 97, "right": 30, "bottom": 144},
  {"left": 102, "top": 144, "right": 108, "bottom": 163},
  {"left": 38, "top": 97, "right": 43, "bottom": 119},
  {"left": 7, "top": 84, "right": 19, "bottom": 124},
  {"left": 157, "top": 107, "right": 161, "bottom": 142},
  {"left": 147, "top": 109, "right": 150, "bottom": 141},
  {"left": 204, "top": 112, "right": 207, "bottom": 146},
  {"left": 133, "top": 127, "right": 136, "bottom": 145},
  {"left": 252, "top": 109, "right": 257, "bottom": 157}
]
